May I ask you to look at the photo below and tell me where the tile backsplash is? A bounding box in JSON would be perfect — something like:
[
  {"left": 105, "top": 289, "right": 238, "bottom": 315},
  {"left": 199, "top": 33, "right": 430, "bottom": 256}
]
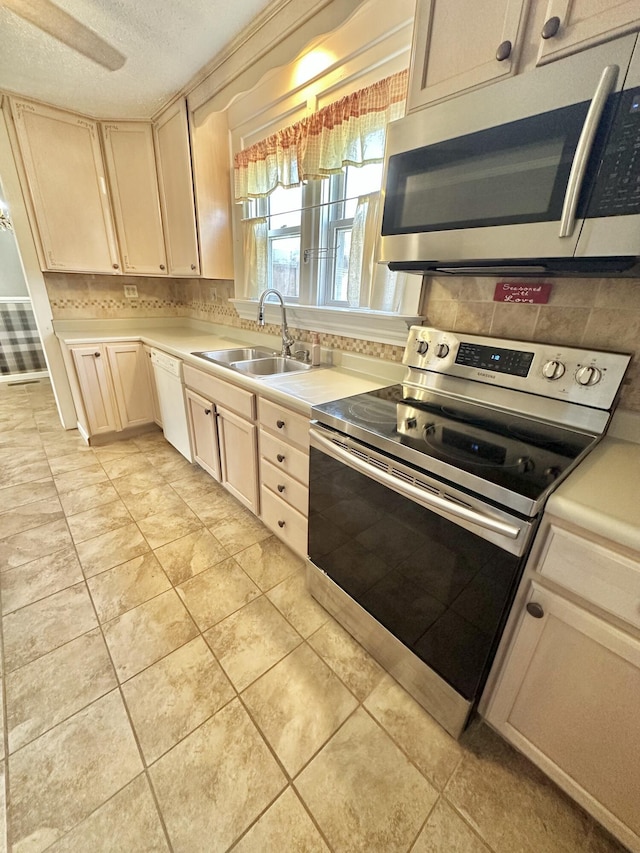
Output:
[{"left": 44, "top": 272, "right": 640, "bottom": 412}]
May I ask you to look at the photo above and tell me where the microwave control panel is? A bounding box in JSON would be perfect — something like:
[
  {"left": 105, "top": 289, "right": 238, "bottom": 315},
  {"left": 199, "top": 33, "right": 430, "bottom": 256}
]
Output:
[{"left": 588, "top": 86, "right": 640, "bottom": 217}]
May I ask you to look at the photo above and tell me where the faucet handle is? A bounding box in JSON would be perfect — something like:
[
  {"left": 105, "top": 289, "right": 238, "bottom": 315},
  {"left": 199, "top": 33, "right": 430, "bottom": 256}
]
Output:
[{"left": 291, "top": 346, "right": 310, "bottom": 363}]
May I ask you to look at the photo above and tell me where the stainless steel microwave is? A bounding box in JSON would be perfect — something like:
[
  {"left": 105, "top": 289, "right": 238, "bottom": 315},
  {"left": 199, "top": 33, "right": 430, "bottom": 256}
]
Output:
[{"left": 379, "top": 33, "right": 640, "bottom": 276}]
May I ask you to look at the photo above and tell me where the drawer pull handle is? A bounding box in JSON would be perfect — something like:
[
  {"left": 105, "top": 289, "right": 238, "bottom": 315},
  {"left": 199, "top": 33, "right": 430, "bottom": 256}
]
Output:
[
  {"left": 204, "top": 409, "right": 212, "bottom": 415},
  {"left": 526, "top": 602, "right": 545, "bottom": 619},
  {"left": 277, "top": 484, "right": 285, "bottom": 493},
  {"left": 277, "top": 420, "right": 285, "bottom": 429},
  {"left": 278, "top": 519, "right": 285, "bottom": 528},
  {"left": 277, "top": 453, "right": 285, "bottom": 462}
]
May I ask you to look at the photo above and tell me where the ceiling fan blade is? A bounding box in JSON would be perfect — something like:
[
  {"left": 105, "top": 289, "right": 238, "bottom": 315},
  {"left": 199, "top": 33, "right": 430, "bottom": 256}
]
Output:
[{"left": 2, "top": 0, "right": 126, "bottom": 71}]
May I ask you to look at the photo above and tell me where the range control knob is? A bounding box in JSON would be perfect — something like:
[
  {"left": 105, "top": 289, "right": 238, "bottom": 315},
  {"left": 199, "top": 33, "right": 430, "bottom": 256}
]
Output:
[
  {"left": 575, "top": 365, "right": 602, "bottom": 386},
  {"left": 516, "top": 456, "right": 535, "bottom": 473},
  {"left": 435, "top": 343, "right": 450, "bottom": 358},
  {"left": 542, "top": 360, "right": 566, "bottom": 380},
  {"left": 405, "top": 417, "right": 417, "bottom": 429},
  {"left": 416, "top": 340, "right": 429, "bottom": 355}
]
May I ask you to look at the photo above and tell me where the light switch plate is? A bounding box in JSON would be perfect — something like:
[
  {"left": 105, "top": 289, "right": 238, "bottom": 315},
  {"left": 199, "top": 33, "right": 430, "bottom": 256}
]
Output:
[{"left": 123, "top": 285, "right": 138, "bottom": 298}]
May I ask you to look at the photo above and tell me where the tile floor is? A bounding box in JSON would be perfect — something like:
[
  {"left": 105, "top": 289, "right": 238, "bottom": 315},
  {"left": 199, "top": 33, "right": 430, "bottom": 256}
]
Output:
[{"left": 0, "top": 380, "right": 629, "bottom": 853}]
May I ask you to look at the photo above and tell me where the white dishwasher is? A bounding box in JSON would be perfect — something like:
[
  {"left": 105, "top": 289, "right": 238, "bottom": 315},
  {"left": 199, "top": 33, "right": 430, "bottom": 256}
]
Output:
[{"left": 149, "top": 349, "right": 193, "bottom": 462}]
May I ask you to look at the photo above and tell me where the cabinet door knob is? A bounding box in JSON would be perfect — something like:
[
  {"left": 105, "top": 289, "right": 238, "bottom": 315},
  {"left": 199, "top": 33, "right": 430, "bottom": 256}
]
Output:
[
  {"left": 277, "top": 484, "right": 285, "bottom": 493},
  {"left": 191, "top": 264, "right": 197, "bottom": 270},
  {"left": 276, "top": 420, "right": 285, "bottom": 429},
  {"left": 204, "top": 409, "right": 211, "bottom": 415},
  {"left": 94, "top": 351, "right": 101, "bottom": 358},
  {"left": 112, "top": 263, "right": 119, "bottom": 269},
  {"left": 277, "top": 519, "right": 285, "bottom": 528},
  {"left": 541, "top": 16, "right": 560, "bottom": 39},
  {"left": 160, "top": 264, "right": 165, "bottom": 270},
  {"left": 495, "top": 40, "right": 512, "bottom": 61},
  {"left": 277, "top": 453, "right": 285, "bottom": 462},
  {"left": 526, "top": 602, "right": 545, "bottom": 619}
]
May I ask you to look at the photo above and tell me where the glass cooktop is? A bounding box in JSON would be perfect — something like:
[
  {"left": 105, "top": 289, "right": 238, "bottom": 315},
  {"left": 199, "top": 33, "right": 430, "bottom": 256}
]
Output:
[{"left": 312, "top": 384, "right": 596, "bottom": 515}]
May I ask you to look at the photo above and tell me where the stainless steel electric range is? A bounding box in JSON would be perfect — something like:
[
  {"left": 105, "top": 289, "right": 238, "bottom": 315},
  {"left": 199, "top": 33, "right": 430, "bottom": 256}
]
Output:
[{"left": 306, "top": 327, "right": 631, "bottom": 737}]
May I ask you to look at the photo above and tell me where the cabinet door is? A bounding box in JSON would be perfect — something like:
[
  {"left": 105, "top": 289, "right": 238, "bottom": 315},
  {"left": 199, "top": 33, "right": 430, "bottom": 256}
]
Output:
[
  {"left": 105, "top": 343, "right": 154, "bottom": 430},
  {"left": 10, "top": 99, "right": 120, "bottom": 274},
  {"left": 143, "top": 346, "right": 163, "bottom": 427},
  {"left": 71, "top": 345, "right": 118, "bottom": 434},
  {"left": 101, "top": 122, "right": 167, "bottom": 275},
  {"left": 487, "top": 582, "right": 640, "bottom": 850},
  {"left": 537, "top": 0, "right": 640, "bottom": 66},
  {"left": 153, "top": 100, "right": 200, "bottom": 276},
  {"left": 185, "top": 389, "right": 221, "bottom": 481},
  {"left": 407, "top": 0, "right": 529, "bottom": 111},
  {"left": 217, "top": 405, "right": 259, "bottom": 513}
]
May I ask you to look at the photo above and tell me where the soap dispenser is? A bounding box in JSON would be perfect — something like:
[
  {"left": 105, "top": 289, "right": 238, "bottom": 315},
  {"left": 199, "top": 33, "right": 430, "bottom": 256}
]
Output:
[{"left": 311, "top": 332, "right": 321, "bottom": 366}]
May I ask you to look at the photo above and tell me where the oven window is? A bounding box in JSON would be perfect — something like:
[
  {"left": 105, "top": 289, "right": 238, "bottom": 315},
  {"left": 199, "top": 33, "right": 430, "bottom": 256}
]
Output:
[{"left": 308, "top": 447, "right": 522, "bottom": 700}]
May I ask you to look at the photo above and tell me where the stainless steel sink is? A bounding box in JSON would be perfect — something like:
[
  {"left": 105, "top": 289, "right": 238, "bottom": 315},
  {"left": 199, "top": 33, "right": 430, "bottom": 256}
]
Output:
[
  {"left": 192, "top": 346, "right": 275, "bottom": 365},
  {"left": 231, "top": 357, "right": 314, "bottom": 377}
]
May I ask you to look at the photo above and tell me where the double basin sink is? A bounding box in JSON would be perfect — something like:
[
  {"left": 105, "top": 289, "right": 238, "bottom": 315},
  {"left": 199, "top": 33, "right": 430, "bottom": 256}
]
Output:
[{"left": 191, "top": 346, "right": 314, "bottom": 378}]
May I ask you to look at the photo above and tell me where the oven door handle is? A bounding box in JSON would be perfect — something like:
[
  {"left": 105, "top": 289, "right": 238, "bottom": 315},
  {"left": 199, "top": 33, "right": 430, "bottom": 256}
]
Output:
[{"left": 311, "top": 430, "right": 523, "bottom": 541}]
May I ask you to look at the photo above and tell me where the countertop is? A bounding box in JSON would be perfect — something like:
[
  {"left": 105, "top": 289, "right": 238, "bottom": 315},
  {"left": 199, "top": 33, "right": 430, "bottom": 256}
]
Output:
[
  {"left": 54, "top": 318, "right": 405, "bottom": 417},
  {"left": 546, "top": 434, "right": 640, "bottom": 554}
]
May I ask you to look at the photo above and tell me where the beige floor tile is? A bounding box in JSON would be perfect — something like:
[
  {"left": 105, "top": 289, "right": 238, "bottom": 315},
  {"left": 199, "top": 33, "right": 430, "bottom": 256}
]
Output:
[
  {"left": 58, "top": 481, "right": 120, "bottom": 517},
  {"left": 412, "top": 798, "right": 490, "bottom": 853},
  {"left": 0, "top": 498, "right": 64, "bottom": 540},
  {"left": 53, "top": 464, "right": 109, "bottom": 494},
  {"left": 177, "top": 557, "right": 260, "bottom": 631},
  {"left": 169, "top": 469, "right": 219, "bottom": 504},
  {"left": 75, "top": 522, "right": 150, "bottom": 578},
  {"left": 1, "top": 547, "right": 83, "bottom": 615},
  {"left": 41, "top": 434, "right": 90, "bottom": 459},
  {"left": 186, "top": 487, "right": 243, "bottom": 524},
  {"left": 364, "top": 675, "right": 462, "bottom": 791},
  {"left": 103, "top": 589, "right": 198, "bottom": 682},
  {"left": 87, "top": 553, "right": 171, "bottom": 622},
  {"left": 110, "top": 468, "right": 167, "bottom": 499},
  {"left": 65, "top": 498, "right": 133, "bottom": 544},
  {"left": 204, "top": 596, "right": 302, "bottom": 691},
  {"left": 233, "top": 786, "right": 330, "bottom": 853},
  {"left": 101, "top": 452, "right": 152, "bottom": 480},
  {"left": 3, "top": 583, "right": 98, "bottom": 672},
  {"left": 120, "top": 484, "right": 191, "bottom": 521},
  {"left": 9, "top": 690, "right": 143, "bottom": 853},
  {"left": 0, "top": 480, "right": 56, "bottom": 514},
  {"left": 122, "top": 636, "right": 234, "bottom": 764},
  {"left": 242, "top": 643, "right": 358, "bottom": 776},
  {"left": 208, "top": 506, "right": 271, "bottom": 553},
  {"left": 93, "top": 441, "right": 144, "bottom": 462},
  {"left": 153, "top": 528, "right": 228, "bottom": 585},
  {"left": 46, "top": 774, "right": 169, "bottom": 852},
  {"left": 296, "top": 707, "right": 438, "bottom": 852},
  {"left": 444, "top": 721, "right": 594, "bottom": 853},
  {"left": 308, "top": 619, "right": 386, "bottom": 703},
  {"left": 48, "top": 451, "right": 97, "bottom": 476},
  {"left": 235, "top": 535, "right": 304, "bottom": 591},
  {"left": 137, "top": 506, "right": 203, "bottom": 549},
  {"left": 266, "top": 570, "right": 329, "bottom": 638},
  {"left": 150, "top": 699, "right": 286, "bottom": 851},
  {"left": 150, "top": 457, "right": 195, "bottom": 484},
  {"left": 6, "top": 628, "right": 116, "bottom": 753},
  {"left": 0, "top": 519, "right": 72, "bottom": 571},
  {"left": 0, "top": 459, "right": 51, "bottom": 488}
]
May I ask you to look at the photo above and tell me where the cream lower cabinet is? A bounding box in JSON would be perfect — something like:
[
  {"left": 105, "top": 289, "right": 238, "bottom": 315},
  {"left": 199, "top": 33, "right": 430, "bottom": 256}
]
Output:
[
  {"left": 258, "top": 398, "right": 309, "bottom": 558},
  {"left": 70, "top": 342, "right": 154, "bottom": 437},
  {"left": 486, "top": 520, "right": 640, "bottom": 852},
  {"left": 183, "top": 365, "right": 259, "bottom": 513}
]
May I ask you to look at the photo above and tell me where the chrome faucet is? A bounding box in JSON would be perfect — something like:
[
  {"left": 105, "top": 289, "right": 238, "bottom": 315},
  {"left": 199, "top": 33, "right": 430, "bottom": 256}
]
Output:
[{"left": 257, "top": 289, "right": 295, "bottom": 357}]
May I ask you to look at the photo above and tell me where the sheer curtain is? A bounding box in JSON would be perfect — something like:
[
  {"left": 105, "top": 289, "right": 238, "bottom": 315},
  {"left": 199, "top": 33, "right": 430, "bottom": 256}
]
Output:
[{"left": 242, "top": 216, "right": 268, "bottom": 298}]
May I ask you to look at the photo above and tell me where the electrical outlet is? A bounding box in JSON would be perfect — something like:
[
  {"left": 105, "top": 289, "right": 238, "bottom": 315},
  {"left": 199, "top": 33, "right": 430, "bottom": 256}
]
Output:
[{"left": 123, "top": 285, "right": 138, "bottom": 298}]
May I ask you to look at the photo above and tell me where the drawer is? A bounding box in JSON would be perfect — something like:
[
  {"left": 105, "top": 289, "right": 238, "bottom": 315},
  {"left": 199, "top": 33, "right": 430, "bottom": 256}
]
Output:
[
  {"left": 260, "top": 429, "right": 309, "bottom": 485},
  {"left": 259, "top": 398, "right": 309, "bottom": 450},
  {"left": 183, "top": 364, "right": 255, "bottom": 420},
  {"left": 539, "top": 523, "right": 640, "bottom": 630},
  {"left": 261, "top": 459, "right": 308, "bottom": 516},
  {"left": 261, "top": 486, "right": 307, "bottom": 558}
]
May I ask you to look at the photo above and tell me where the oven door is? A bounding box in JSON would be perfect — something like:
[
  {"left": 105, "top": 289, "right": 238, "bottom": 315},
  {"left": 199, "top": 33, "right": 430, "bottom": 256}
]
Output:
[{"left": 307, "top": 424, "right": 535, "bottom": 737}]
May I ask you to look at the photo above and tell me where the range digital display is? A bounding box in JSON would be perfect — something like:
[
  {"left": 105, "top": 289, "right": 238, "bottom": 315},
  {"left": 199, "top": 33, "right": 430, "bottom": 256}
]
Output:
[
  {"left": 442, "top": 428, "right": 507, "bottom": 465},
  {"left": 455, "top": 342, "right": 534, "bottom": 377}
]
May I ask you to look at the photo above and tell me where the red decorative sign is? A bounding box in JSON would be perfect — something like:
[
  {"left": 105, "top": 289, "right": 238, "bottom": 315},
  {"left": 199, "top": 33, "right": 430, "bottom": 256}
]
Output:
[{"left": 494, "top": 282, "right": 552, "bottom": 304}]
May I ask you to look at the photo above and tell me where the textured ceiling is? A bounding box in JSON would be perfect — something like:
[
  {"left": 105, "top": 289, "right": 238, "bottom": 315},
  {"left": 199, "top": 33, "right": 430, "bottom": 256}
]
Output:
[{"left": 0, "top": 0, "right": 274, "bottom": 118}]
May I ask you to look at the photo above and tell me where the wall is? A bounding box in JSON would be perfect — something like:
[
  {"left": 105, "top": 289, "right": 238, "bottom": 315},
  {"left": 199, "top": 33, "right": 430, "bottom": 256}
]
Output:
[{"left": 0, "top": 228, "right": 28, "bottom": 297}]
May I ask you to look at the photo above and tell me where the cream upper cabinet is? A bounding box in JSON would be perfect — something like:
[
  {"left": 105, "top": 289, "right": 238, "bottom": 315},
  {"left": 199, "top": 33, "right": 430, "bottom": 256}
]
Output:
[
  {"left": 536, "top": 0, "right": 640, "bottom": 66},
  {"left": 153, "top": 100, "right": 200, "bottom": 276},
  {"left": 407, "top": 0, "right": 530, "bottom": 111},
  {"left": 101, "top": 122, "right": 167, "bottom": 276},
  {"left": 10, "top": 98, "right": 120, "bottom": 274}
]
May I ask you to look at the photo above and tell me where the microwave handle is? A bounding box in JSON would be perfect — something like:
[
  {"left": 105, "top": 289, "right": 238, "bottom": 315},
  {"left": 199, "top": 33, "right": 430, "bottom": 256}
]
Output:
[{"left": 559, "top": 64, "right": 619, "bottom": 238}]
